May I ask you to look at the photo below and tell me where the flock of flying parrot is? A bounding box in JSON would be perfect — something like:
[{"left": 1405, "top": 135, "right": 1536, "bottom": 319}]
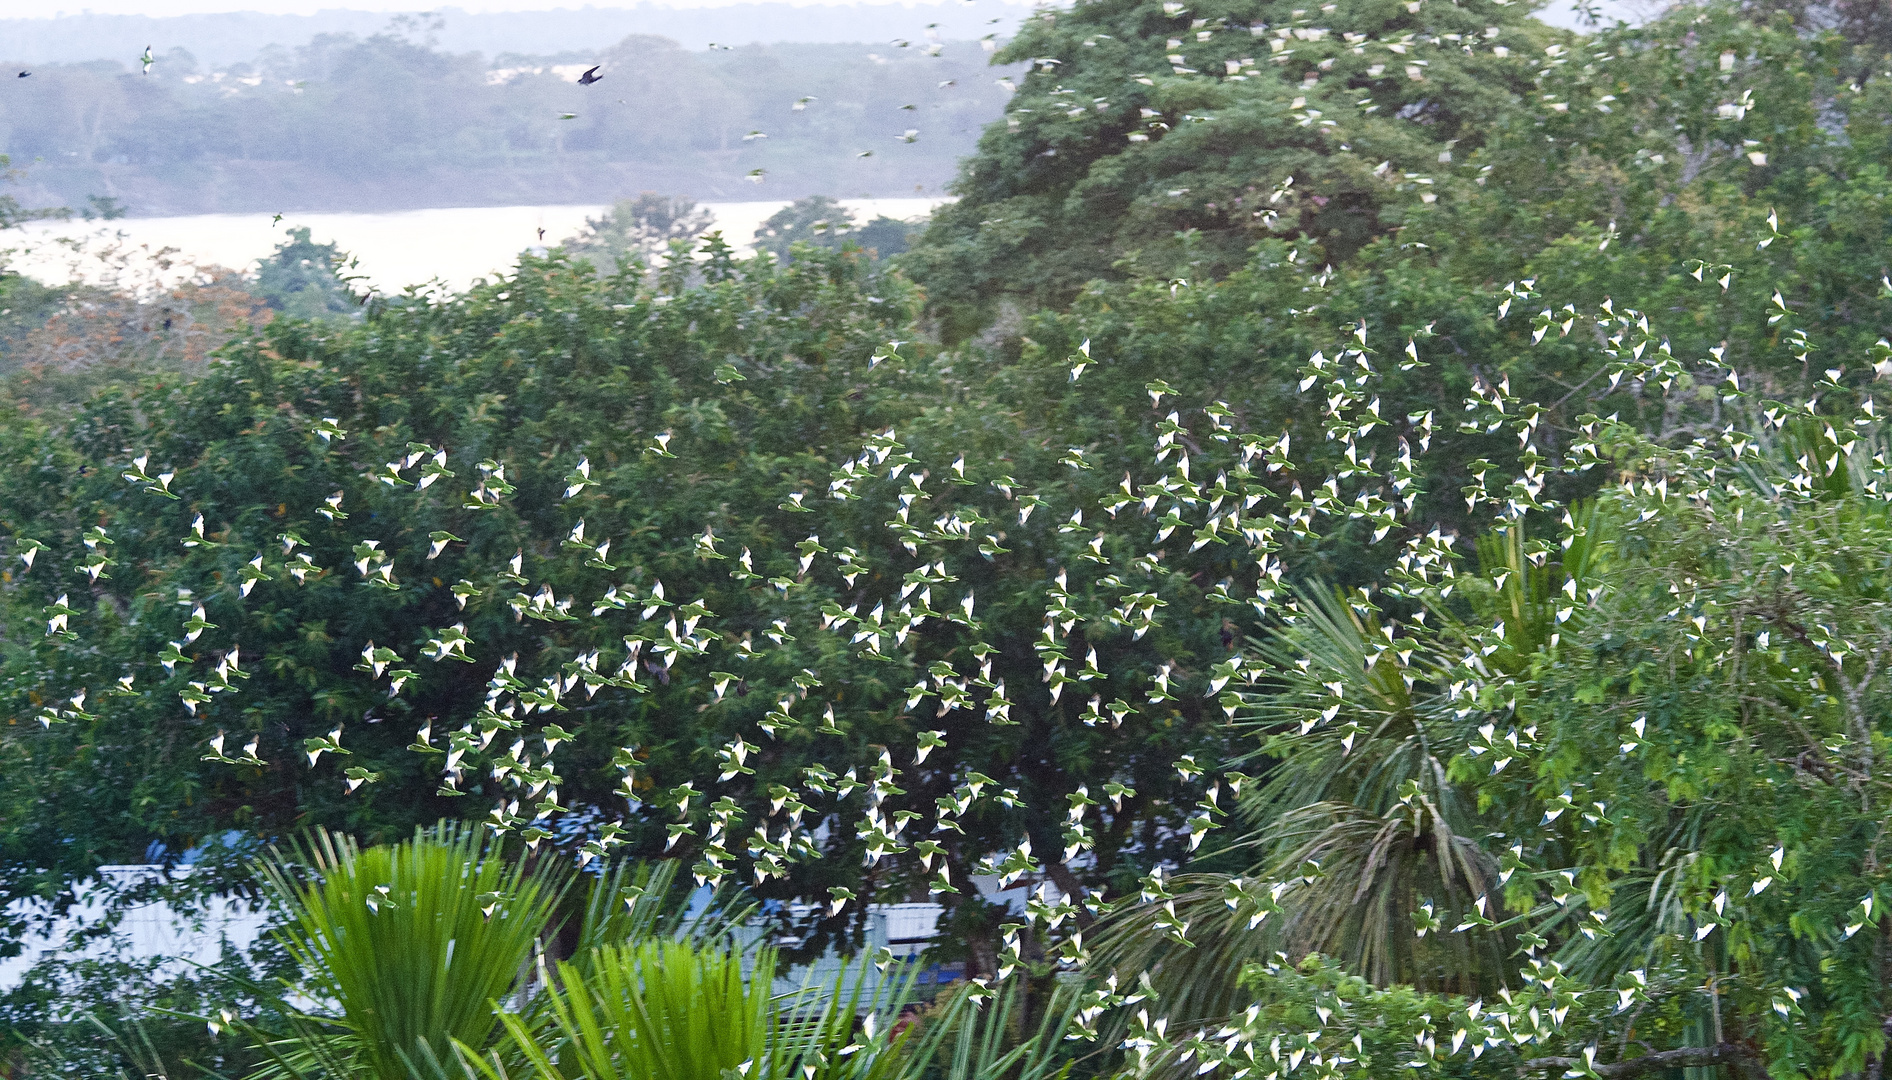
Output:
[
  {"left": 19, "top": 265, "right": 1871, "bottom": 1069},
  {"left": 6, "top": 0, "right": 1886, "bottom": 1072}
]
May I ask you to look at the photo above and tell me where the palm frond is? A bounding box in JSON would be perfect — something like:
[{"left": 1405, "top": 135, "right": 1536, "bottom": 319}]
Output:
[
  {"left": 257, "top": 822, "right": 566, "bottom": 1080},
  {"left": 571, "top": 860, "right": 756, "bottom": 961},
  {"left": 495, "top": 940, "right": 925, "bottom": 1080},
  {"left": 1240, "top": 583, "right": 1465, "bottom": 823},
  {"left": 1255, "top": 800, "right": 1507, "bottom": 991},
  {"left": 1091, "top": 577, "right": 1530, "bottom": 1029},
  {"left": 534, "top": 940, "right": 774, "bottom": 1080},
  {"left": 937, "top": 978, "right": 1084, "bottom": 1080}
]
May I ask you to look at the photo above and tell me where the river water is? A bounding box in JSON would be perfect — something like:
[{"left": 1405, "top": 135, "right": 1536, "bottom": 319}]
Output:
[{"left": 2, "top": 198, "right": 948, "bottom": 295}]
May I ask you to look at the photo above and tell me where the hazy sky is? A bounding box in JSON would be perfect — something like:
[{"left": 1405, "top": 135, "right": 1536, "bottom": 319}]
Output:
[
  {"left": 37, "top": 0, "right": 1651, "bottom": 22},
  {"left": 39, "top": 0, "right": 1036, "bottom": 14}
]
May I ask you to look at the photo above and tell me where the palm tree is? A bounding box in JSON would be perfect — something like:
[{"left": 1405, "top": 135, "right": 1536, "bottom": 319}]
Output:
[
  {"left": 1090, "top": 511, "right": 1614, "bottom": 1035},
  {"left": 476, "top": 939, "right": 971, "bottom": 1080},
  {"left": 490, "top": 939, "right": 776, "bottom": 1080},
  {"left": 252, "top": 823, "right": 568, "bottom": 1080},
  {"left": 246, "top": 824, "right": 1104, "bottom": 1080},
  {"left": 1088, "top": 586, "right": 1504, "bottom": 1035},
  {"left": 469, "top": 923, "right": 1106, "bottom": 1080}
]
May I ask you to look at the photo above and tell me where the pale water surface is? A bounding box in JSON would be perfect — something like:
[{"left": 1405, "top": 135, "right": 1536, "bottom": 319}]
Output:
[{"left": 4, "top": 198, "right": 948, "bottom": 295}]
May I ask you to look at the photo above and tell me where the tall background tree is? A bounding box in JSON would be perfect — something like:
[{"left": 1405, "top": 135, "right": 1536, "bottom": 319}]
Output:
[{"left": 902, "top": 0, "right": 1561, "bottom": 334}]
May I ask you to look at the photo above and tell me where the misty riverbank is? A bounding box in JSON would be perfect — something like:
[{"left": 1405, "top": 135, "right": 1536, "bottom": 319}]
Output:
[{"left": 3, "top": 198, "right": 949, "bottom": 293}]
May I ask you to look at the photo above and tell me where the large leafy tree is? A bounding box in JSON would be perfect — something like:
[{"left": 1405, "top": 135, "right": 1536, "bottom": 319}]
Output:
[
  {"left": 1053, "top": 3, "right": 1892, "bottom": 1052},
  {"left": 1494, "top": 432, "right": 1892, "bottom": 1075},
  {"left": 963, "top": 0, "right": 1892, "bottom": 559},
  {"left": 0, "top": 239, "right": 1253, "bottom": 972},
  {"left": 903, "top": 0, "right": 1560, "bottom": 327}
]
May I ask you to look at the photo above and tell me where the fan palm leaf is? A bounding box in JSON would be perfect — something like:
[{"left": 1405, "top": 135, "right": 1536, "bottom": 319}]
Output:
[{"left": 1091, "top": 545, "right": 1613, "bottom": 1029}]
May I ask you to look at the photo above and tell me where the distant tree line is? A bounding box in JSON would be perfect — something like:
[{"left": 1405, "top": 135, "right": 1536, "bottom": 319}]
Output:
[
  {"left": 0, "top": 5, "right": 1027, "bottom": 67},
  {"left": 0, "top": 31, "right": 1019, "bottom": 214}
]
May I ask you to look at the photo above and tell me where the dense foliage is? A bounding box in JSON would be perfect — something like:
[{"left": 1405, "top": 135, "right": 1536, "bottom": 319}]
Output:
[
  {"left": 753, "top": 196, "right": 924, "bottom": 262},
  {"left": 251, "top": 228, "right": 361, "bottom": 321},
  {"left": 7, "top": 0, "right": 1892, "bottom": 1077},
  {"left": 904, "top": 0, "right": 1560, "bottom": 323},
  {"left": 0, "top": 239, "right": 1244, "bottom": 983}
]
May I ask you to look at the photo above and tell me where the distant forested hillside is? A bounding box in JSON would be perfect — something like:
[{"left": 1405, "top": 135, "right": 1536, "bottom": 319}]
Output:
[
  {"left": 0, "top": 4, "right": 1030, "bottom": 66},
  {"left": 0, "top": 28, "right": 1019, "bottom": 214}
]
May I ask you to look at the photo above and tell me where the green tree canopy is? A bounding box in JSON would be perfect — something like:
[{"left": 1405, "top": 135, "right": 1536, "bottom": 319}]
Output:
[
  {"left": 252, "top": 227, "right": 360, "bottom": 321},
  {"left": 561, "top": 194, "right": 715, "bottom": 275},
  {"left": 753, "top": 196, "right": 922, "bottom": 263},
  {"left": 903, "top": 0, "right": 1560, "bottom": 327},
  {"left": 0, "top": 240, "right": 1248, "bottom": 969}
]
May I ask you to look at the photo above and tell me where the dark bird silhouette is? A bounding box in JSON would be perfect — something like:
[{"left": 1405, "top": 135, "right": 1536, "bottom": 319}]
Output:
[
  {"left": 16, "top": 71, "right": 28, "bottom": 78},
  {"left": 578, "top": 65, "right": 603, "bottom": 85}
]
